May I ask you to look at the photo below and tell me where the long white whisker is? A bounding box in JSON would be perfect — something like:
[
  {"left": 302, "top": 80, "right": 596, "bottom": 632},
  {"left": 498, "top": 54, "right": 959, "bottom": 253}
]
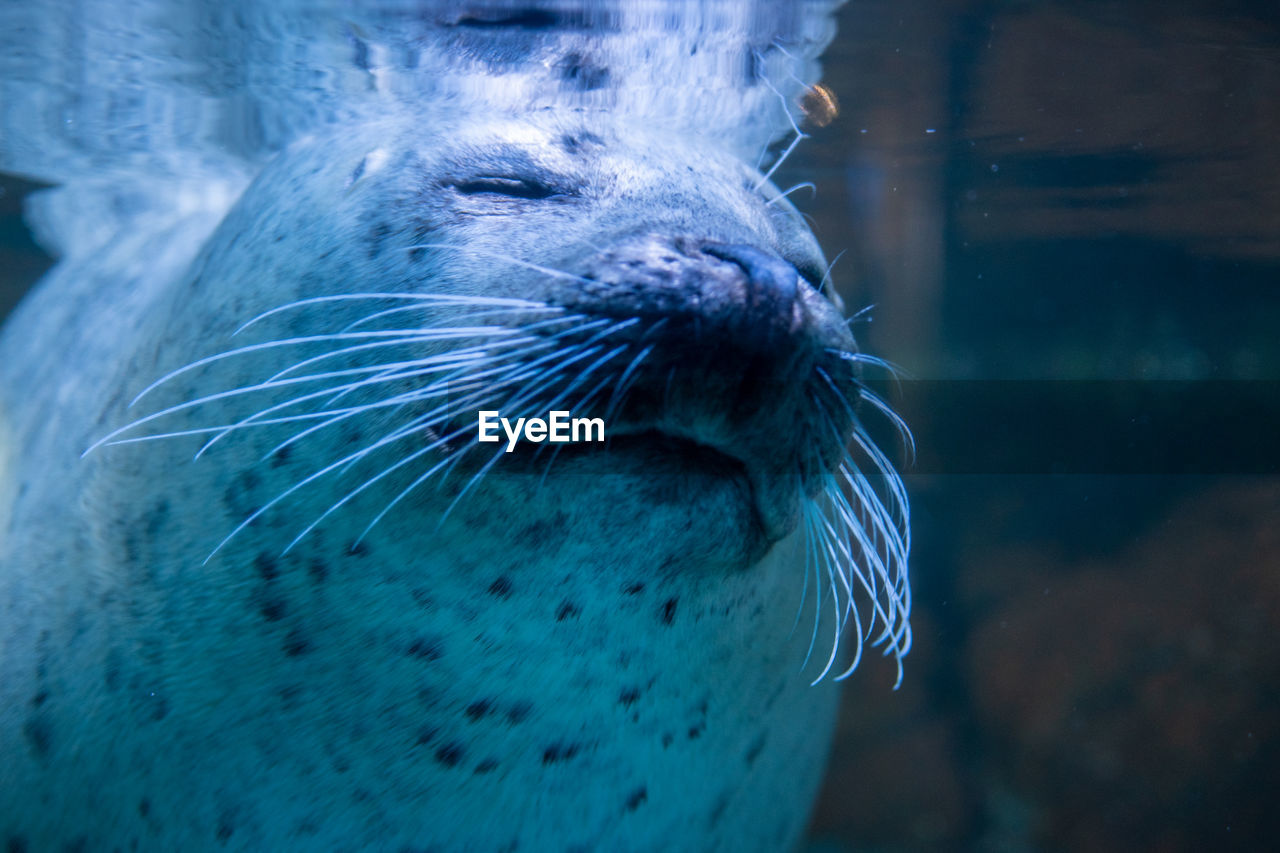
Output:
[
  {"left": 235, "top": 292, "right": 546, "bottom": 336},
  {"left": 194, "top": 350, "right": 494, "bottom": 459},
  {"left": 264, "top": 330, "right": 520, "bottom": 383},
  {"left": 766, "top": 182, "right": 816, "bottom": 207},
  {"left": 125, "top": 329, "right": 490, "bottom": 411},
  {"left": 284, "top": 419, "right": 479, "bottom": 554},
  {"left": 405, "top": 243, "right": 598, "bottom": 287},
  {"left": 754, "top": 65, "right": 809, "bottom": 190},
  {"left": 340, "top": 303, "right": 562, "bottom": 333},
  {"left": 817, "top": 249, "right": 847, "bottom": 294}
]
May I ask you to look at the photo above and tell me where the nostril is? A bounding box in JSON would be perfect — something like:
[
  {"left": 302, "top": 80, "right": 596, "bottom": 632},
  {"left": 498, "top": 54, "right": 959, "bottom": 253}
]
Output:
[
  {"left": 701, "top": 243, "right": 799, "bottom": 347},
  {"left": 701, "top": 243, "right": 799, "bottom": 310}
]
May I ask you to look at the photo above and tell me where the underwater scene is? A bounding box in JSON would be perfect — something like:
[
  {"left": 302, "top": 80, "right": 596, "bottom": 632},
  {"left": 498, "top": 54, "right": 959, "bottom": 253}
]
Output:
[{"left": 1, "top": 0, "right": 1277, "bottom": 851}]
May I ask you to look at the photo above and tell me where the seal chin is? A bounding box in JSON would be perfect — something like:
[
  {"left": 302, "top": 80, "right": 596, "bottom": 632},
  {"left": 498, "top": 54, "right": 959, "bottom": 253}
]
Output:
[{"left": 607, "top": 424, "right": 801, "bottom": 545}]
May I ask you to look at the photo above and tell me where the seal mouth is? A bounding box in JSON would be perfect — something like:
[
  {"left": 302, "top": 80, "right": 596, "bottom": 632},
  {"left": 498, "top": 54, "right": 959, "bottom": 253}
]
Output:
[
  {"left": 604, "top": 425, "right": 793, "bottom": 543},
  {"left": 451, "top": 417, "right": 784, "bottom": 548}
]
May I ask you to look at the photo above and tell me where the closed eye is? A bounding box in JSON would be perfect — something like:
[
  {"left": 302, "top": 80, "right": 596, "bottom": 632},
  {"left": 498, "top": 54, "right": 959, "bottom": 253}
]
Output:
[
  {"left": 452, "top": 176, "right": 559, "bottom": 200},
  {"left": 796, "top": 259, "right": 826, "bottom": 291}
]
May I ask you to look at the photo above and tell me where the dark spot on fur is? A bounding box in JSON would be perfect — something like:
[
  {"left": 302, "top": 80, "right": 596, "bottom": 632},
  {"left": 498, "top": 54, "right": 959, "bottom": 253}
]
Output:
[
  {"left": 474, "top": 758, "right": 499, "bottom": 774},
  {"left": 407, "top": 637, "right": 443, "bottom": 660},
  {"left": 348, "top": 155, "right": 368, "bottom": 186},
  {"left": 307, "top": 559, "right": 328, "bottom": 585},
  {"left": 364, "top": 221, "right": 391, "bottom": 260},
  {"left": 625, "top": 786, "right": 648, "bottom": 812},
  {"left": 661, "top": 597, "right": 678, "bottom": 625},
  {"left": 349, "top": 540, "right": 370, "bottom": 558},
  {"left": 61, "top": 838, "right": 87, "bottom": 853},
  {"left": 560, "top": 132, "right": 603, "bottom": 154},
  {"left": 488, "top": 576, "right": 513, "bottom": 598},
  {"left": 541, "top": 742, "right": 581, "bottom": 764},
  {"left": 254, "top": 553, "right": 278, "bottom": 581},
  {"left": 410, "top": 587, "right": 434, "bottom": 609},
  {"left": 555, "top": 600, "right": 581, "bottom": 621},
  {"left": 746, "top": 733, "right": 767, "bottom": 766},
  {"left": 31, "top": 689, "right": 48, "bottom": 708},
  {"left": 708, "top": 789, "right": 732, "bottom": 827},
  {"left": 278, "top": 685, "right": 303, "bottom": 710},
  {"left": 23, "top": 713, "right": 52, "bottom": 758},
  {"left": 417, "top": 685, "right": 442, "bottom": 708},
  {"left": 149, "top": 693, "right": 169, "bottom": 721},
  {"left": 465, "top": 699, "right": 493, "bottom": 721},
  {"left": 688, "top": 722, "right": 704, "bottom": 739},
  {"left": 270, "top": 442, "right": 292, "bottom": 468},
  {"left": 559, "top": 52, "right": 610, "bottom": 91},
  {"left": 283, "top": 629, "right": 310, "bottom": 657},
  {"left": 618, "top": 687, "right": 641, "bottom": 708},
  {"left": 506, "top": 701, "right": 534, "bottom": 724},
  {"left": 661, "top": 732, "right": 673, "bottom": 748},
  {"left": 415, "top": 726, "right": 438, "bottom": 746},
  {"left": 138, "top": 798, "right": 151, "bottom": 818},
  {"left": 519, "top": 517, "right": 564, "bottom": 548},
  {"left": 8, "top": 836, "right": 29, "bottom": 853},
  {"left": 237, "top": 469, "right": 260, "bottom": 493},
  {"left": 215, "top": 810, "right": 234, "bottom": 843},
  {"left": 258, "top": 594, "right": 287, "bottom": 622},
  {"left": 144, "top": 499, "right": 170, "bottom": 536},
  {"left": 435, "top": 742, "right": 466, "bottom": 767},
  {"left": 623, "top": 581, "right": 645, "bottom": 595}
]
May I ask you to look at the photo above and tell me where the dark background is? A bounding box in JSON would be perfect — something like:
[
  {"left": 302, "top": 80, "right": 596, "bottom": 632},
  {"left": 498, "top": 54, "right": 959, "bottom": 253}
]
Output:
[
  {"left": 2, "top": 1, "right": 1278, "bottom": 850},
  {"left": 776, "top": 1, "right": 1280, "bottom": 851}
]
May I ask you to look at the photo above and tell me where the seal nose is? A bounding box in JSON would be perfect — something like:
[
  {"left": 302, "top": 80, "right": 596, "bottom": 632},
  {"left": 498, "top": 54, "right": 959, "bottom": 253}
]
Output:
[
  {"left": 701, "top": 242, "right": 800, "bottom": 348},
  {"left": 569, "top": 233, "right": 838, "bottom": 358}
]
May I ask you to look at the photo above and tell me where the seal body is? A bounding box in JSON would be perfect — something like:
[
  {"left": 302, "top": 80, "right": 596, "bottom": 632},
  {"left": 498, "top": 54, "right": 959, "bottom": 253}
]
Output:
[{"left": 0, "top": 3, "right": 908, "bottom": 851}]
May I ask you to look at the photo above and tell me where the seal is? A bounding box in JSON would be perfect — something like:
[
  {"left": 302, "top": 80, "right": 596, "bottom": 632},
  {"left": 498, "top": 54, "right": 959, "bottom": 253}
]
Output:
[{"left": 0, "top": 3, "right": 909, "bottom": 851}]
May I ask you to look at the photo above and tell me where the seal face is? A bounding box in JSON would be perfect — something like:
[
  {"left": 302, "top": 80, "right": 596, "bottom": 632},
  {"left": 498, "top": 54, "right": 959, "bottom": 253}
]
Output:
[{"left": 0, "top": 4, "right": 909, "bottom": 851}]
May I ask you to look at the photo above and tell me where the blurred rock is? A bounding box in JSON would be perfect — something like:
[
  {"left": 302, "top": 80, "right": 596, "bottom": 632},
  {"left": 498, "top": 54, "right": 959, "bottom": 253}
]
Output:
[{"left": 967, "top": 479, "right": 1280, "bottom": 851}]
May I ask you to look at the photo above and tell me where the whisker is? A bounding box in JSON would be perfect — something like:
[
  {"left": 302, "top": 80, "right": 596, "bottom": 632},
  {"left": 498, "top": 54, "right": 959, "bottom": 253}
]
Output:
[
  {"left": 754, "top": 66, "right": 810, "bottom": 190},
  {"left": 235, "top": 292, "right": 546, "bottom": 336},
  {"left": 825, "top": 348, "right": 906, "bottom": 378},
  {"left": 766, "top": 182, "right": 816, "bottom": 207},
  {"left": 817, "top": 249, "right": 847, "bottom": 294},
  {"left": 797, "top": 364, "right": 911, "bottom": 686},
  {"left": 603, "top": 343, "right": 655, "bottom": 421},
  {"left": 844, "top": 303, "right": 876, "bottom": 328},
  {"left": 285, "top": 420, "right": 478, "bottom": 554},
  {"left": 264, "top": 331, "right": 522, "bottom": 383},
  {"left": 124, "top": 329, "right": 492, "bottom": 411},
  {"left": 194, "top": 351, "right": 494, "bottom": 458},
  {"left": 405, "top": 243, "right": 598, "bottom": 287},
  {"left": 858, "top": 386, "right": 916, "bottom": 462},
  {"left": 340, "top": 303, "right": 561, "bottom": 333}
]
